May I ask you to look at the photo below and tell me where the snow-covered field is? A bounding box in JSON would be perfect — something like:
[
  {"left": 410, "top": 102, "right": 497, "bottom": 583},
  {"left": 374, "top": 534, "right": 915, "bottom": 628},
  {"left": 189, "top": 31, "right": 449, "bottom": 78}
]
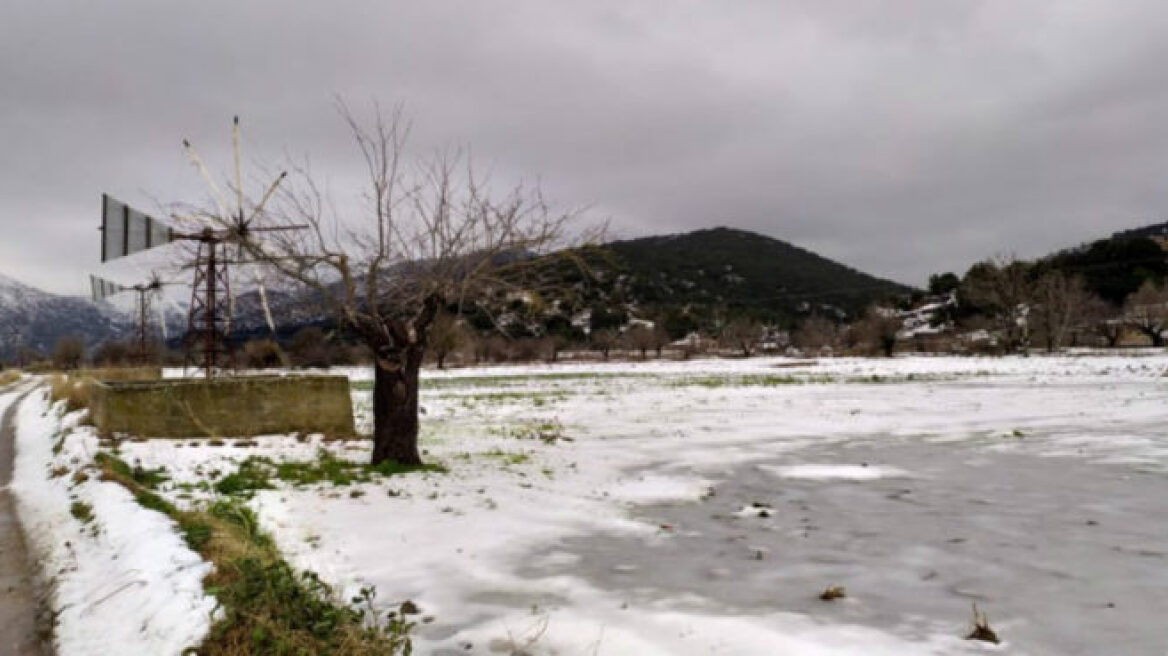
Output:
[{"left": 17, "top": 353, "right": 1168, "bottom": 654}]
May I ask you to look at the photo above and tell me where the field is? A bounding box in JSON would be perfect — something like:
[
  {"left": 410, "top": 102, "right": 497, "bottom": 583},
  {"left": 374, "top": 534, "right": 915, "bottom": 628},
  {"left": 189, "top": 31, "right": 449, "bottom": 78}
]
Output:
[{"left": 12, "top": 354, "right": 1168, "bottom": 655}]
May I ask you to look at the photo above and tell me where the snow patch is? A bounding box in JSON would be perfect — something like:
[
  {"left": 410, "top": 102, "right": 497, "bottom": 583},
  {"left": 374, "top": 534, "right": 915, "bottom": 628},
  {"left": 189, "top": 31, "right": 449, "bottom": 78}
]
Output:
[
  {"left": 605, "top": 474, "right": 712, "bottom": 505},
  {"left": 8, "top": 389, "right": 215, "bottom": 656},
  {"left": 760, "top": 464, "right": 910, "bottom": 481}
]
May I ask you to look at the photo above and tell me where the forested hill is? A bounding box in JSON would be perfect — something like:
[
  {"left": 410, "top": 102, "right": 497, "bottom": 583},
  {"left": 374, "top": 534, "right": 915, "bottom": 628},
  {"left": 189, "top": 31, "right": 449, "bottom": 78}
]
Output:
[
  {"left": 595, "top": 227, "right": 912, "bottom": 321},
  {"left": 1043, "top": 227, "right": 1168, "bottom": 305}
]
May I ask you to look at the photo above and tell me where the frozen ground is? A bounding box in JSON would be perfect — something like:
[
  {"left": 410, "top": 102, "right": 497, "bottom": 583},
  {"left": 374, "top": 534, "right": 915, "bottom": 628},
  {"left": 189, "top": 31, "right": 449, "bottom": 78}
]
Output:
[{"left": 69, "top": 354, "right": 1168, "bottom": 653}]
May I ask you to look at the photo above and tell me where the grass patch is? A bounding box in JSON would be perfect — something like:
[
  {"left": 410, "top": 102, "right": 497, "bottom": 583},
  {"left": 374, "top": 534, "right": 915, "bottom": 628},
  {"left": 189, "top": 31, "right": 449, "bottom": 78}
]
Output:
[
  {"left": 0, "top": 370, "right": 21, "bottom": 387},
  {"left": 69, "top": 501, "right": 94, "bottom": 524},
  {"left": 80, "top": 366, "right": 161, "bottom": 382},
  {"left": 214, "top": 450, "right": 445, "bottom": 497},
  {"left": 94, "top": 452, "right": 168, "bottom": 489},
  {"left": 499, "top": 420, "right": 570, "bottom": 444},
  {"left": 482, "top": 449, "right": 531, "bottom": 466},
  {"left": 134, "top": 489, "right": 176, "bottom": 515},
  {"left": 214, "top": 459, "right": 277, "bottom": 496},
  {"left": 94, "top": 454, "right": 414, "bottom": 655}
]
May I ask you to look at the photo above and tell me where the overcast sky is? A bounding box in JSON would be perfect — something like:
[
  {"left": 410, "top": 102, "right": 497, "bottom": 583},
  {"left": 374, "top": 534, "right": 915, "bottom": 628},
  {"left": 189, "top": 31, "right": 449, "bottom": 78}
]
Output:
[{"left": 5, "top": 1, "right": 1168, "bottom": 295}]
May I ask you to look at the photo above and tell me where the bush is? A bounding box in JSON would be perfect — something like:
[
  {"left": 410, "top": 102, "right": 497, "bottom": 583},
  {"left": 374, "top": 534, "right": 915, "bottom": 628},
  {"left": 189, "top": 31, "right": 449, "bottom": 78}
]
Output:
[{"left": 242, "top": 339, "right": 289, "bottom": 369}]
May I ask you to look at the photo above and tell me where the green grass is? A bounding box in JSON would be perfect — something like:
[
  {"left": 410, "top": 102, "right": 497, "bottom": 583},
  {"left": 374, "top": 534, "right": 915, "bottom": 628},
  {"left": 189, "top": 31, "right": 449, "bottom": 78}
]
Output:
[
  {"left": 482, "top": 449, "right": 531, "bottom": 466},
  {"left": 70, "top": 501, "right": 94, "bottom": 524},
  {"left": 214, "top": 450, "right": 446, "bottom": 496},
  {"left": 94, "top": 452, "right": 170, "bottom": 489},
  {"left": 93, "top": 455, "right": 414, "bottom": 655}
]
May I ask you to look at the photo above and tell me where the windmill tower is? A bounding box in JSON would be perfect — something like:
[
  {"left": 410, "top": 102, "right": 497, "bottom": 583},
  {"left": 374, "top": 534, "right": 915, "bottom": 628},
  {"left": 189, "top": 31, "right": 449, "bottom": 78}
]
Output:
[
  {"left": 89, "top": 272, "right": 169, "bottom": 364},
  {"left": 98, "top": 116, "right": 296, "bottom": 378}
]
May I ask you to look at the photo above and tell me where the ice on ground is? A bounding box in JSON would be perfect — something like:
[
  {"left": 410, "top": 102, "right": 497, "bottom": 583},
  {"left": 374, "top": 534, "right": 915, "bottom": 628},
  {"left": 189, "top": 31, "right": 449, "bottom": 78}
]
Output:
[
  {"left": 604, "top": 473, "right": 713, "bottom": 504},
  {"left": 760, "top": 463, "right": 911, "bottom": 480},
  {"left": 131, "top": 354, "right": 1168, "bottom": 654}
]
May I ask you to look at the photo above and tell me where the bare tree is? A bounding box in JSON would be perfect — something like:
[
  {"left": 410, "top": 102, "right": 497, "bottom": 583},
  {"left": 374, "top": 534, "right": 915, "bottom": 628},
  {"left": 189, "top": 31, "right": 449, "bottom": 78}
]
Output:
[
  {"left": 216, "top": 105, "right": 594, "bottom": 465},
  {"left": 428, "top": 312, "right": 468, "bottom": 369},
  {"left": 793, "top": 315, "right": 837, "bottom": 352},
  {"left": 855, "top": 306, "right": 901, "bottom": 357},
  {"left": 52, "top": 335, "right": 85, "bottom": 371},
  {"left": 720, "top": 317, "right": 761, "bottom": 357},
  {"left": 1083, "top": 296, "right": 1122, "bottom": 347},
  {"left": 622, "top": 324, "right": 656, "bottom": 360},
  {"left": 590, "top": 328, "right": 618, "bottom": 361},
  {"left": 1030, "top": 271, "right": 1091, "bottom": 352},
  {"left": 1123, "top": 280, "right": 1168, "bottom": 347},
  {"left": 287, "top": 326, "right": 333, "bottom": 368}
]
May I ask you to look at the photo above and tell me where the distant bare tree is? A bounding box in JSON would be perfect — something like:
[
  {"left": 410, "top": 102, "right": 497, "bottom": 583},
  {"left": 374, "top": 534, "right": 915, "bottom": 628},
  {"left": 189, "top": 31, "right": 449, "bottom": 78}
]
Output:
[
  {"left": 622, "top": 324, "right": 656, "bottom": 360},
  {"left": 1123, "top": 280, "right": 1168, "bottom": 347},
  {"left": 651, "top": 325, "right": 672, "bottom": 358},
  {"left": 288, "top": 326, "right": 332, "bottom": 368},
  {"left": 794, "top": 315, "right": 837, "bottom": 352},
  {"left": 1030, "top": 271, "right": 1091, "bottom": 352},
  {"left": 92, "top": 339, "right": 133, "bottom": 367},
  {"left": 856, "top": 306, "right": 901, "bottom": 357},
  {"left": 590, "top": 328, "right": 618, "bottom": 361},
  {"left": 1083, "top": 296, "right": 1122, "bottom": 347},
  {"left": 428, "top": 312, "right": 468, "bottom": 369},
  {"left": 52, "top": 335, "right": 85, "bottom": 371},
  {"left": 208, "top": 104, "right": 595, "bottom": 465},
  {"left": 720, "top": 317, "right": 761, "bottom": 357}
]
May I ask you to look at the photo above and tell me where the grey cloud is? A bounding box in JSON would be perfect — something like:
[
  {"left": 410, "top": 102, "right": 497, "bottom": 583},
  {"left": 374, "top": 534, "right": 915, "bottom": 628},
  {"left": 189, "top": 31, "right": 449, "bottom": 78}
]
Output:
[{"left": 5, "top": 1, "right": 1168, "bottom": 294}]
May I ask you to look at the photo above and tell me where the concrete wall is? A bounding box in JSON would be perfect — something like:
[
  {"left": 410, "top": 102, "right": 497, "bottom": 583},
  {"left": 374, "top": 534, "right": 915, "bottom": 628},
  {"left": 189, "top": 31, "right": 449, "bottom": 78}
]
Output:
[{"left": 90, "top": 375, "right": 355, "bottom": 438}]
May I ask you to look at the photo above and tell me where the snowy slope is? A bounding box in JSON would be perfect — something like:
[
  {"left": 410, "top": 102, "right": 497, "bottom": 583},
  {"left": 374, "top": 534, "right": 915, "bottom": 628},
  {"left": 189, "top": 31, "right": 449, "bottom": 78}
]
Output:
[{"left": 0, "top": 271, "right": 130, "bottom": 359}]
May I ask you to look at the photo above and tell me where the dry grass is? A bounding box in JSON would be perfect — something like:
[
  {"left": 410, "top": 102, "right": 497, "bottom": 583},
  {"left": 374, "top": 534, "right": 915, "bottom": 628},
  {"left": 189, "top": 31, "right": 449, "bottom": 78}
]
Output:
[
  {"left": 818, "top": 585, "right": 847, "bottom": 601},
  {"left": 48, "top": 374, "right": 93, "bottom": 414},
  {"left": 0, "top": 370, "right": 21, "bottom": 387},
  {"left": 80, "top": 366, "right": 161, "bottom": 382},
  {"left": 965, "top": 604, "right": 1000, "bottom": 644}
]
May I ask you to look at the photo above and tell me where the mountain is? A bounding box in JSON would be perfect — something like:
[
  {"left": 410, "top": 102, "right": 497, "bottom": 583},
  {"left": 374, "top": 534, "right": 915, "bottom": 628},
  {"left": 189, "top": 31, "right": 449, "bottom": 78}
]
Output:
[
  {"left": 0, "top": 228, "right": 913, "bottom": 360},
  {"left": 226, "top": 227, "right": 915, "bottom": 339},
  {"left": 0, "top": 273, "right": 130, "bottom": 360},
  {"left": 595, "top": 227, "right": 913, "bottom": 321}
]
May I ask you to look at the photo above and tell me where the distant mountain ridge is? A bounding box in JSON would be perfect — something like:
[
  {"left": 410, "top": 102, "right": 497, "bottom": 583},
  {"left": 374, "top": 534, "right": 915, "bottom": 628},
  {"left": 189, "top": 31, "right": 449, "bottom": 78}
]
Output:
[
  {"left": 0, "top": 272, "right": 130, "bottom": 360},
  {"left": 0, "top": 227, "right": 912, "bottom": 360}
]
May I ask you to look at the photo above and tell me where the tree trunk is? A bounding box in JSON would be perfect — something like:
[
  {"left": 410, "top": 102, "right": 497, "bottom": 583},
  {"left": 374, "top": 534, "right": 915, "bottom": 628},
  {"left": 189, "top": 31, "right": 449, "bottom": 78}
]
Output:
[{"left": 371, "top": 347, "right": 424, "bottom": 466}]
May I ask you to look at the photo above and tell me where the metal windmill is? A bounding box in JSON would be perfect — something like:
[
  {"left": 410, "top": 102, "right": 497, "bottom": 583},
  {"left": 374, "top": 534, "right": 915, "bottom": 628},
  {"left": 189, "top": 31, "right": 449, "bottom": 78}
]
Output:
[
  {"left": 99, "top": 116, "right": 300, "bottom": 379},
  {"left": 89, "top": 271, "right": 171, "bottom": 364}
]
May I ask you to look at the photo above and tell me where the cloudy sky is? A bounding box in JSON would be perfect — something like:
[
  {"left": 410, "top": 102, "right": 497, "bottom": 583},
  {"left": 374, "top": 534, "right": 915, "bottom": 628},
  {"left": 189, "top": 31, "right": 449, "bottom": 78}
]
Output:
[{"left": 5, "top": 1, "right": 1168, "bottom": 295}]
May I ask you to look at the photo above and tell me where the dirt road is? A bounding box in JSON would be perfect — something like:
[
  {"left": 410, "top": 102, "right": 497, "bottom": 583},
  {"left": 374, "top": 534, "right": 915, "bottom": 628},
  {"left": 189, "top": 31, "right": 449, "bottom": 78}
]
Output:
[{"left": 0, "top": 387, "right": 49, "bottom": 655}]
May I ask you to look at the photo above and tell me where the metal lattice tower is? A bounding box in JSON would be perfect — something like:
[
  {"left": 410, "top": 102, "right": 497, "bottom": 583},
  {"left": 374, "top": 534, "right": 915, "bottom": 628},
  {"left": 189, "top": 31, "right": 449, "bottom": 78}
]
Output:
[{"left": 184, "top": 235, "right": 233, "bottom": 377}]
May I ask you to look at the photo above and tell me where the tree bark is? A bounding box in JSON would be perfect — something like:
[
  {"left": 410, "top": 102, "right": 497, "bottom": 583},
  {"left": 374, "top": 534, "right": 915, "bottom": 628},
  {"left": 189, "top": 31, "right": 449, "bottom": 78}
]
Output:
[{"left": 371, "top": 347, "right": 424, "bottom": 466}]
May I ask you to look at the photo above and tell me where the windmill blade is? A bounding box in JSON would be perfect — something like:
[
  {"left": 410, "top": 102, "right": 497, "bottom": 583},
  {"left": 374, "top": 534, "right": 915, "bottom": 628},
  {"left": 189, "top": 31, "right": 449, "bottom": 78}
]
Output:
[
  {"left": 156, "top": 299, "right": 169, "bottom": 341},
  {"left": 233, "top": 244, "right": 276, "bottom": 335},
  {"left": 233, "top": 116, "right": 244, "bottom": 228},
  {"left": 243, "top": 171, "right": 289, "bottom": 227},
  {"left": 101, "top": 195, "right": 177, "bottom": 262},
  {"left": 249, "top": 260, "right": 278, "bottom": 334},
  {"left": 89, "top": 274, "right": 126, "bottom": 302},
  {"left": 181, "top": 138, "right": 232, "bottom": 220}
]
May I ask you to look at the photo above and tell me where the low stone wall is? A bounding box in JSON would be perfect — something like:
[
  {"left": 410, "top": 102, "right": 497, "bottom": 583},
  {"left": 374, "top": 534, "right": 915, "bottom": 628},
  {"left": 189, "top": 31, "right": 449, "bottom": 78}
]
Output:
[{"left": 89, "top": 375, "right": 355, "bottom": 438}]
